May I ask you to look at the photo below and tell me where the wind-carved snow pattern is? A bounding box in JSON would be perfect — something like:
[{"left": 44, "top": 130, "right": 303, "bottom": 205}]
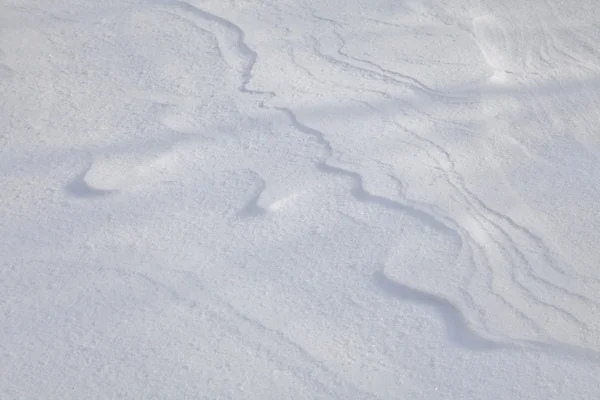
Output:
[
  {"left": 172, "top": 0, "right": 600, "bottom": 350},
  {"left": 2, "top": 0, "right": 600, "bottom": 398}
]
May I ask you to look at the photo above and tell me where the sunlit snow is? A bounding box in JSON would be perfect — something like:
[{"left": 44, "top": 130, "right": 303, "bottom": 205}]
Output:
[{"left": 2, "top": 0, "right": 600, "bottom": 398}]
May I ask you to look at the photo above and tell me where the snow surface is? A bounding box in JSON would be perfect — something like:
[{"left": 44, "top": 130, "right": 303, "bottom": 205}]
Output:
[{"left": 2, "top": 0, "right": 600, "bottom": 398}]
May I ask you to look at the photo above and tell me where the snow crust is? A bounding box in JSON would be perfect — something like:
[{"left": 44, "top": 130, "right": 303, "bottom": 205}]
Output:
[{"left": 2, "top": 0, "right": 600, "bottom": 398}]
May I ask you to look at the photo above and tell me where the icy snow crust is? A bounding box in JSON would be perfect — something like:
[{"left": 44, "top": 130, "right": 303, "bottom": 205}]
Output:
[{"left": 2, "top": 0, "right": 600, "bottom": 398}]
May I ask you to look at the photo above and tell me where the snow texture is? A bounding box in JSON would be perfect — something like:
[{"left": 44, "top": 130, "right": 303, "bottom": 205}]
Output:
[{"left": 2, "top": 0, "right": 600, "bottom": 398}]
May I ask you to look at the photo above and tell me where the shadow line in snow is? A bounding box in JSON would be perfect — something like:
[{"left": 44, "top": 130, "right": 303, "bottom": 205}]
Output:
[
  {"left": 373, "top": 270, "right": 510, "bottom": 351},
  {"left": 275, "top": 106, "right": 457, "bottom": 237},
  {"left": 65, "top": 169, "right": 115, "bottom": 198},
  {"left": 176, "top": 0, "right": 272, "bottom": 97},
  {"left": 236, "top": 171, "right": 267, "bottom": 218},
  {"left": 375, "top": 270, "right": 600, "bottom": 362}
]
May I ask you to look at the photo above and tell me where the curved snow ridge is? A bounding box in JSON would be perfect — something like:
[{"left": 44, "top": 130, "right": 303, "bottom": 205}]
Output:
[
  {"left": 65, "top": 167, "right": 116, "bottom": 198},
  {"left": 275, "top": 105, "right": 457, "bottom": 237},
  {"left": 174, "top": 1, "right": 273, "bottom": 97},
  {"left": 376, "top": 269, "right": 600, "bottom": 363},
  {"left": 374, "top": 270, "right": 512, "bottom": 351},
  {"left": 434, "top": 158, "right": 600, "bottom": 343},
  {"left": 0, "top": 48, "right": 15, "bottom": 98},
  {"left": 472, "top": 15, "right": 515, "bottom": 82},
  {"left": 69, "top": 150, "right": 180, "bottom": 194},
  {"left": 298, "top": 31, "right": 478, "bottom": 107},
  {"left": 471, "top": 12, "right": 554, "bottom": 80},
  {"left": 235, "top": 169, "right": 267, "bottom": 218},
  {"left": 0, "top": 63, "right": 13, "bottom": 81},
  {"left": 462, "top": 178, "right": 597, "bottom": 345},
  {"left": 327, "top": 30, "right": 476, "bottom": 102},
  {"left": 295, "top": 3, "right": 475, "bottom": 100}
]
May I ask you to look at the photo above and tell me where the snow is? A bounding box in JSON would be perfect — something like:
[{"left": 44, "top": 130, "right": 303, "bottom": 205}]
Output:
[{"left": 2, "top": 0, "right": 600, "bottom": 398}]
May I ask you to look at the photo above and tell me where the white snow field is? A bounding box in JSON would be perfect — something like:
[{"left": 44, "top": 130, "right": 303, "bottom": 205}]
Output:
[{"left": 2, "top": 0, "right": 600, "bottom": 398}]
